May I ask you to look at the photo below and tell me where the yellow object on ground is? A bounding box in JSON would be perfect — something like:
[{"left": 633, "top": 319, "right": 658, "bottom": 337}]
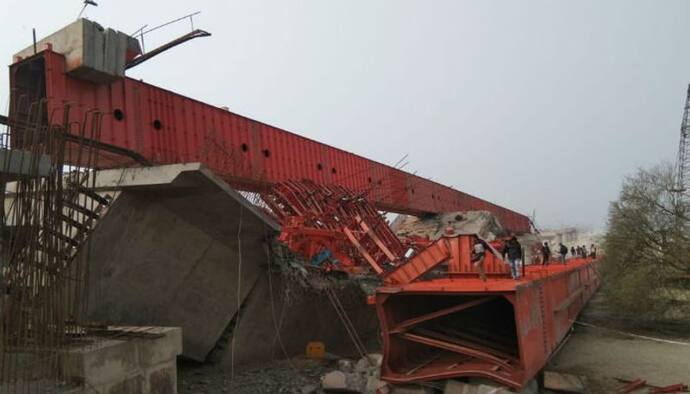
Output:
[{"left": 306, "top": 341, "right": 325, "bottom": 359}]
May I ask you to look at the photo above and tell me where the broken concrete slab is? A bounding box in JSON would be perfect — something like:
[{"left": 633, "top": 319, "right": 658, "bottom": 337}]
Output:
[
  {"left": 76, "top": 164, "right": 378, "bottom": 366},
  {"left": 543, "top": 371, "right": 588, "bottom": 393},
  {"left": 78, "top": 164, "right": 278, "bottom": 361}
]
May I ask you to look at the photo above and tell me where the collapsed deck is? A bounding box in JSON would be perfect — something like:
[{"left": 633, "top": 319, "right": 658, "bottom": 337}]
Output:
[{"left": 376, "top": 259, "right": 600, "bottom": 389}]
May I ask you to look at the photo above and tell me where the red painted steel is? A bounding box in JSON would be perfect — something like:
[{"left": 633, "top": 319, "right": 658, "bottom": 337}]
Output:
[
  {"left": 261, "top": 179, "right": 406, "bottom": 273},
  {"left": 9, "top": 50, "right": 530, "bottom": 233},
  {"left": 375, "top": 255, "right": 600, "bottom": 390}
]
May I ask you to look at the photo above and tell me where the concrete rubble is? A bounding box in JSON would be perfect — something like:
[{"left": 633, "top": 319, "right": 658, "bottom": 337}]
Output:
[
  {"left": 391, "top": 211, "right": 505, "bottom": 241},
  {"left": 321, "top": 354, "right": 386, "bottom": 393}
]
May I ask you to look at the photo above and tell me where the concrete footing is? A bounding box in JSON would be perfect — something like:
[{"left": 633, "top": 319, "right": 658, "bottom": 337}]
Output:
[{"left": 62, "top": 327, "right": 182, "bottom": 394}]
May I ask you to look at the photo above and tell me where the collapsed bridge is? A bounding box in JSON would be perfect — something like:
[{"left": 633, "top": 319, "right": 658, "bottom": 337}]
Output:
[{"left": 2, "top": 19, "right": 598, "bottom": 391}]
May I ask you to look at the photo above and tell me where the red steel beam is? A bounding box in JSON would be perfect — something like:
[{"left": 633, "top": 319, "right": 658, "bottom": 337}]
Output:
[
  {"left": 376, "top": 258, "right": 601, "bottom": 390},
  {"left": 10, "top": 50, "right": 530, "bottom": 232}
]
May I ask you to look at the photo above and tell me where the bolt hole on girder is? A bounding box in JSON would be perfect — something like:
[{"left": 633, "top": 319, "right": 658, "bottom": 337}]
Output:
[
  {"left": 113, "top": 109, "right": 124, "bottom": 121},
  {"left": 152, "top": 119, "right": 163, "bottom": 130},
  {"left": 241, "top": 143, "right": 249, "bottom": 152},
  {"left": 262, "top": 149, "right": 271, "bottom": 158}
]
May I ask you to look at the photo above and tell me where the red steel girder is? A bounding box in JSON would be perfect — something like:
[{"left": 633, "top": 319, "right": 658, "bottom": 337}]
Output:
[
  {"left": 9, "top": 50, "right": 531, "bottom": 233},
  {"left": 261, "top": 179, "right": 406, "bottom": 272},
  {"left": 376, "top": 258, "right": 601, "bottom": 390}
]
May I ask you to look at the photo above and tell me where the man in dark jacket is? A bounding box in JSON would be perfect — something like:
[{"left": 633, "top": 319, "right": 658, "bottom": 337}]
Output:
[
  {"left": 542, "top": 242, "right": 551, "bottom": 265},
  {"left": 558, "top": 243, "right": 568, "bottom": 264},
  {"left": 502, "top": 236, "right": 522, "bottom": 279}
]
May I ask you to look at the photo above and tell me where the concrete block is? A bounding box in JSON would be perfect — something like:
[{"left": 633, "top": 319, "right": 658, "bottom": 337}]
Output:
[
  {"left": 146, "top": 359, "right": 177, "bottom": 394},
  {"left": 106, "top": 374, "right": 144, "bottom": 394},
  {"left": 104, "top": 29, "right": 118, "bottom": 76},
  {"left": 61, "top": 339, "right": 139, "bottom": 387},
  {"left": 14, "top": 19, "right": 138, "bottom": 84},
  {"left": 321, "top": 370, "right": 347, "bottom": 391},
  {"left": 132, "top": 326, "right": 183, "bottom": 368}
]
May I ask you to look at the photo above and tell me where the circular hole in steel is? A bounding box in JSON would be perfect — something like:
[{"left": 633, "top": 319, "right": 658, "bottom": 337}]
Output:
[
  {"left": 411, "top": 188, "right": 415, "bottom": 194},
  {"left": 262, "top": 149, "right": 271, "bottom": 158},
  {"left": 331, "top": 167, "right": 337, "bottom": 174},
  {"left": 368, "top": 177, "right": 372, "bottom": 183},
  {"left": 241, "top": 143, "right": 249, "bottom": 152},
  {"left": 153, "top": 119, "right": 163, "bottom": 130},
  {"left": 113, "top": 109, "right": 124, "bottom": 121},
  {"left": 317, "top": 163, "right": 323, "bottom": 170}
]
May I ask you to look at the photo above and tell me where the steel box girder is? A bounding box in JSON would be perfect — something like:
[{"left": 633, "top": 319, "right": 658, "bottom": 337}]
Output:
[{"left": 10, "top": 50, "right": 530, "bottom": 233}]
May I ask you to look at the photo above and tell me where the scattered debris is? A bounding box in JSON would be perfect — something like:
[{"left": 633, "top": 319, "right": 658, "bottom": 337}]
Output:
[
  {"left": 444, "top": 378, "right": 538, "bottom": 394},
  {"left": 619, "top": 378, "right": 647, "bottom": 393},
  {"left": 321, "top": 354, "right": 387, "bottom": 393},
  {"left": 615, "top": 377, "right": 689, "bottom": 394},
  {"left": 651, "top": 384, "right": 689, "bottom": 394},
  {"left": 391, "top": 211, "right": 505, "bottom": 241},
  {"left": 543, "top": 371, "right": 589, "bottom": 393}
]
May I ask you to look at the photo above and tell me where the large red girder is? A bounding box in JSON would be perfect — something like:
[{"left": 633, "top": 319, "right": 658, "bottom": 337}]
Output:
[{"left": 10, "top": 50, "right": 530, "bottom": 233}]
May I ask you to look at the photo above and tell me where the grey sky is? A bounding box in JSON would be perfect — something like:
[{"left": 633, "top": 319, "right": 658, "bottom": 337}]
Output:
[{"left": 1, "top": 0, "right": 689, "bottom": 230}]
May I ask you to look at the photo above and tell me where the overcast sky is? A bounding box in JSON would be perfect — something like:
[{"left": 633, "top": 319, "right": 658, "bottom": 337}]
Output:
[{"left": 1, "top": 0, "right": 689, "bottom": 230}]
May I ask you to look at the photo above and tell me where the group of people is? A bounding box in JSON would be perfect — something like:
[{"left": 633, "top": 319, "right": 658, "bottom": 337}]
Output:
[
  {"left": 471, "top": 236, "right": 598, "bottom": 282},
  {"left": 472, "top": 236, "right": 523, "bottom": 281},
  {"left": 542, "top": 242, "right": 597, "bottom": 264}
]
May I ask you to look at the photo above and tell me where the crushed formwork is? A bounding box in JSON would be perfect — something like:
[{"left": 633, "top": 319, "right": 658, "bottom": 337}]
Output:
[{"left": 73, "top": 163, "right": 379, "bottom": 365}]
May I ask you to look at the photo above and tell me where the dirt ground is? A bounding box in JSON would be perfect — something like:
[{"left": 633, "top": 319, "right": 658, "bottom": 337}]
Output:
[
  {"left": 178, "top": 357, "right": 333, "bottom": 394},
  {"left": 546, "top": 291, "right": 690, "bottom": 393}
]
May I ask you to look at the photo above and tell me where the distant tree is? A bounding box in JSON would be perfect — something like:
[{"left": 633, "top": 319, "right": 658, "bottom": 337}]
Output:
[{"left": 603, "top": 163, "right": 690, "bottom": 321}]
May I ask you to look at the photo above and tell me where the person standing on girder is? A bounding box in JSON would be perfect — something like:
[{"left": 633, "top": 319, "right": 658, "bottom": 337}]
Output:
[
  {"left": 541, "top": 241, "right": 551, "bottom": 265},
  {"left": 571, "top": 246, "right": 576, "bottom": 258},
  {"left": 502, "top": 236, "right": 523, "bottom": 279},
  {"left": 471, "top": 238, "right": 487, "bottom": 282},
  {"left": 558, "top": 242, "right": 568, "bottom": 264}
]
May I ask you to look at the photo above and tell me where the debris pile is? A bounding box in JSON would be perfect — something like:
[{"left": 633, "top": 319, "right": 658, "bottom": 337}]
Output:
[
  {"left": 320, "top": 354, "right": 386, "bottom": 393},
  {"left": 391, "top": 211, "right": 505, "bottom": 241}
]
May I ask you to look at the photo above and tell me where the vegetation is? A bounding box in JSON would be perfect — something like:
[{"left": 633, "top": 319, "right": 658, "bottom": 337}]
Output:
[{"left": 603, "top": 163, "right": 690, "bottom": 322}]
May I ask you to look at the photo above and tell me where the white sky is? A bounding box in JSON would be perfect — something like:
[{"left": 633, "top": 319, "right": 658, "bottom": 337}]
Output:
[{"left": 1, "top": 0, "right": 689, "bottom": 230}]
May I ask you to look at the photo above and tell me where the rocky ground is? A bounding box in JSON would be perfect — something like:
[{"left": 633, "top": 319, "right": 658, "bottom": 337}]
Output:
[{"left": 178, "top": 357, "right": 331, "bottom": 394}]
